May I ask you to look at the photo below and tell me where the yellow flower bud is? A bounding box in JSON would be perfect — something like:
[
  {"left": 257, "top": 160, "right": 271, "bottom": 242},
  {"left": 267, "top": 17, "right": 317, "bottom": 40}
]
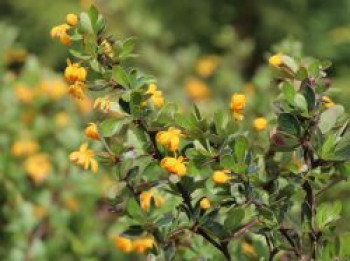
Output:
[
  {"left": 68, "top": 81, "right": 85, "bottom": 99},
  {"left": 145, "top": 84, "right": 164, "bottom": 108},
  {"left": 212, "top": 170, "right": 230, "bottom": 184},
  {"left": 241, "top": 242, "right": 257, "bottom": 257},
  {"left": 195, "top": 55, "right": 220, "bottom": 78},
  {"left": 185, "top": 78, "right": 210, "bottom": 100},
  {"left": 24, "top": 154, "right": 52, "bottom": 185},
  {"left": 114, "top": 236, "right": 133, "bottom": 253},
  {"left": 11, "top": 139, "right": 39, "bottom": 157},
  {"left": 85, "top": 123, "right": 100, "bottom": 140},
  {"left": 200, "top": 198, "right": 211, "bottom": 210},
  {"left": 253, "top": 117, "right": 268, "bottom": 131},
  {"left": 156, "top": 127, "right": 183, "bottom": 151},
  {"left": 269, "top": 54, "right": 283, "bottom": 67},
  {"left": 66, "top": 13, "right": 78, "bottom": 26},
  {"left": 140, "top": 189, "right": 164, "bottom": 211},
  {"left": 322, "top": 96, "right": 335, "bottom": 108}
]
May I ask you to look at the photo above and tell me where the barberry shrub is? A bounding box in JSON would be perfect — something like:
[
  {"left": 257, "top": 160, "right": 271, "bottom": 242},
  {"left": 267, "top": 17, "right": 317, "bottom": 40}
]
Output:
[{"left": 53, "top": 6, "right": 350, "bottom": 260}]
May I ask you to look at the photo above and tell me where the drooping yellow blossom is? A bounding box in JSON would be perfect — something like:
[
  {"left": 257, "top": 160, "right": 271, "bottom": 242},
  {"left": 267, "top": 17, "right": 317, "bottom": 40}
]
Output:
[
  {"left": 230, "top": 93, "right": 247, "bottom": 121},
  {"left": 132, "top": 237, "right": 155, "bottom": 254},
  {"left": 268, "top": 53, "right": 283, "bottom": 67},
  {"left": 114, "top": 236, "right": 133, "bottom": 253},
  {"left": 68, "top": 81, "right": 85, "bottom": 99},
  {"left": 66, "top": 13, "right": 78, "bottom": 26},
  {"left": 160, "top": 156, "right": 187, "bottom": 177},
  {"left": 50, "top": 24, "right": 71, "bottom": 45},
  {"left": 146, "top": 83, "right": 164, "bottom": 108},
  {"left": 24, "top": 154, "right": 52, "bottom": 185},
  {"left": 195, "top": 55, "right": 220, "bottom": 78},
  {"left": 253, "top": 117, "right": 268, "bottom": 131},
  {"left": 64, "top": 60, "right": 87, "bottom": 83},
  {"left": 241, "top": 242, "right": 257, "bottom": 257},
  {"left": 322, "top": 96, "right": 335, "bottom": 108},
  {"left": 212, "top": 169, "right": 231, "bottom": 184},
  {"left": 156, "top": 127, "right": 183, "bottom": 151},
  {"left": 69, "top": 143, "right": 99, "bottom": 173},
  {"left": 33, "top": 206, "right": 46, "bottom": 219},
  {"left": 55, "top": 112, "right": 70, "bottom": 128},
  {"left": 65, "top": 197, "right": 79, "bottom": 212},
  {"left": 200, "top": 198, "right": 211, "bottom": 210},
  {"left": 85, "top": 123, "right": 100, "bottom": 140},
  {"left": 94, "top": 96, "right": 112, "bottom": 112},
  {"left": 15, "top": 84, "right": 35, "bottom": 104},
  {"left": 140, "top": 189, "right": 164, "bottom": 211},
  {"left": 185, "top": 78, "right": 210, "bottom": 100},
  {"left": 11, "top": 139, "right": 39, "bottom": 157}
]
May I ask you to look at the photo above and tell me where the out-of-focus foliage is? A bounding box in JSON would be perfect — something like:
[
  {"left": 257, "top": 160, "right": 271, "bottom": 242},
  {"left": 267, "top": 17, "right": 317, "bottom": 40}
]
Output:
[{"left": 0, "top": 25, "right": 132, "bottom": 261}]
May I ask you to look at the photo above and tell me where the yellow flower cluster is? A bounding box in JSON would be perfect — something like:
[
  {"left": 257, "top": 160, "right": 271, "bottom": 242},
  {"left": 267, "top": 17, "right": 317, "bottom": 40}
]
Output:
[
  {"left": 69, "top": 143, "right": 99, "bottom": 173},
  {"left": 114, "top": 236, "right": 154, "bottom": 254},
  {"left": 200, "top": 197, "right": 211, "bottom": 210},
  {"left": 322, "top": 96, "right": 335, "bottom": 108},
  {"left": 185, "top": 78, "right": 210, "bottom": 100},
  {"left": 85, "top": 123, "right": 100, "bottom": 140},
  {"left": 156, "top": 127, "right": 183, "bottom": 152},
  {"left": 230, "top": 93, "right": 247, "bottom": 121},
  {"left": 140, "top": 189, "right": 164, "bottom": 211},
  {"left": 64, "top": 60, "right": 87, "bottom": 99},
  {"left": 11, "top": 139, "right": 39, "bottom": 157},
  {"left": 50, "top": 14, "right": 78, "bottom": 45},
  {"left": 160, "top": 156, "right": 187, "bottom": 177},
  {"left": 94, "top": 96, "right": 112, "bottom": 112},
  {"left": 269, "top": 53, "right": 284, "bottom": 67},
  {"left": 24, "top": 154, "right": 52, "bottom": 185},
  {"left": 195, "top": 55, "right": 220, "bottom": 78},
  {"left": 253, "top": 117, "right": 268, "bottom": 131},
  {"left": 146, "top": 84, "right": 164, "bottom": 108},
  {"left": 212, "top": 169, "right": 231, "bottom": 184}
]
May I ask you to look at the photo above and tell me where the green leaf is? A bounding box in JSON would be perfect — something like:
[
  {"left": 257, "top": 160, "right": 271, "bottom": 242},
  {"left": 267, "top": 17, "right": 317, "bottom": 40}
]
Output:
[
  {"left": 316, "top": 201, "right": 342, "bottom": 230},
  {"left": 99, "top": 117, "right": 130, "bottom": 137},
  {"left": 319, "top": 105, "right": 344, "bottom": 134},
  {"left": 112, "top": 66, "right": 130, "bottom": 88},
  {"left": 224, "top": 207, "right": 245, "bottom": 230},
  {"left": 294, "top": 93, "right": 308, "bottom": 112},
  {"left": 277, "top": 113, "right": 301, "bottom": 137},
  {"left": 321, "top": 134, "right": 336, "bottom": 159},
  {"left": 296, "top": 67, "right": 308, "bottom": 81},
  {"left": 282, "top": 82, "right": 296, "bottom": 105},
  {"left": 300, "top": 83, "right": 316, "bottom": 112},
  {"left": 234, "top": 136, "right": 248, "bottom": 163},
  {"left": 308, "top": 60, "right": 320, "bottom": 78},
  {"left": 79, "top": 12, "right": 94, "bottom": 34},
  {"left": 333, "top": 131, "right": 350, "bottom": 161}
]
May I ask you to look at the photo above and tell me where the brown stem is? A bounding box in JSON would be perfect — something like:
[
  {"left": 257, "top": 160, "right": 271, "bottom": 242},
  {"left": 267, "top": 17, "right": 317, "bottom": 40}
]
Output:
[{"left": 222, "top": 218, "right": 260, "bottom": 242}]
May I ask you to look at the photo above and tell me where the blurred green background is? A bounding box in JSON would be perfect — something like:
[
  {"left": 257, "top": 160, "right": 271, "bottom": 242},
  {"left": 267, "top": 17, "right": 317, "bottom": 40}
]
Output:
[{"left": 1, "top": 0, "right": 350, "bottom": 260}]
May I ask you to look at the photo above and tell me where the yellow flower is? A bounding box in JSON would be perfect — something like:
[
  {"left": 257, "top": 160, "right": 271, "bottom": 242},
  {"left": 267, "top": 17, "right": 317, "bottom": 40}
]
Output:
[
  {"left": 140, "top": 189, "right": 164, "bottom": 211},
  {"left": 69, "top": 143, "right": 99, "bottom": 173},
  {"left": 269, "top": 53, "right": 283, "bottom": 67},
  {"left": 40, "top": 80, "right": 67, "bottom": 100},
  {"left": 75, "top": 98, "right": 93, "bottom": 114},
  {"left": 200, "top": 198, "right": 211, "bottom": 210},
  {"left": 132, "top": 238, "right": 155, "bottom": 254},
  {"left": 66, "top": 13, "right": 78, "bottom": 26},
  {"left": 195, "top": 55, "right": 220, "bottom": 78},
  {"left": 68, "top": 81, "right": 85, "bottom": 99},
  {"left": 146, "top": 84, "right": 164, "bottom": 108},
  {"left": 24, "top": 154, "right": 51, "bottom": 185},
  {"left": 101, "top": 39, "right": 115, "bottom": 58},
  {"left": 160, "top": 156, "right": 187, "bottom": 177},
  {"left": 185, "top": 78, "right": 210, "bottom": 100},
  {"left": 55, "top": 112, "right": 70, "bottom": 128},
  {"left": 230, "top": 93, "right": 246, "bottom": 121},
  {"left": 94, "top": 96, "right": 112, "bottom": 112},
  {"left": 156, "top": 127, "right": 183, "bottom": 151},
  {"left": 114, "top": 236, "right": 133, "bottom": 253},
  {"left": 253, "top": 117, "right": 268, "bottom": 131},
  {"left": 212, "top": 169, "right": 230, "bottom": 184},
  {"left": 65, "top": 198, "right": 79, "bottom": 212},
  {"left": 85, "top": 123, "right": 100, "bottom": 140},
  {"left": 15, "top": 84, "right": 35, "bottom": 104},
  {"left": 11, "top": 139, "right": 39, "bottom": 157},
  {"left": 241, "top": 242, "right": 257, "bottom": 257},
  {"left": 50, "top": 24, "right": 71, "bottom": 45},
  {"left": 322, "top": 96, "right": 335, "bottom": 108},
  {"left": 64, "top": 60, "right": 87, "bottom": 83}
]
